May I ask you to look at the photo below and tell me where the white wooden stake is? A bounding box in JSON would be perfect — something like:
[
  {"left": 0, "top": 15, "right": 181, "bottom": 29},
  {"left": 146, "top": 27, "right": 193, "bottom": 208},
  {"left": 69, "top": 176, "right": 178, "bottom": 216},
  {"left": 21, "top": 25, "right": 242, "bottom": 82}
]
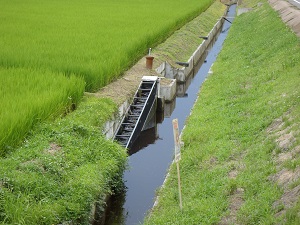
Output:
[
  {"left": 172, "top": 118, "right": 182, "bottom": 210},
  {"left": 176, "top": 161, "right": 183, "bottom": 211}
]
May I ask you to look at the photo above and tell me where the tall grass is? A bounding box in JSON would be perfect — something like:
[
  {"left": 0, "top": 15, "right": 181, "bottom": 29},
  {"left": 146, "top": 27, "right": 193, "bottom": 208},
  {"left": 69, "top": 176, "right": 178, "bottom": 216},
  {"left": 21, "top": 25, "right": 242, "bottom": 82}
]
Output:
[
  {"left": 0, "top": 67, "right": 85, "bottom": 155},
  {"left": 0, "top": 0, "right": 214, "bottom": 91}
]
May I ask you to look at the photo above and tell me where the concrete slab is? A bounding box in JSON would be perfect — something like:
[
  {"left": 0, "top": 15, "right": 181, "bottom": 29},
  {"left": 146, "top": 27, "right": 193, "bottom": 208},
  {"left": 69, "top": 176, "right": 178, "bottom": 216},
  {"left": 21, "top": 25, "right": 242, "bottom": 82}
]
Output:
[
  {"left": 282, "top": 11, "right": 298, "bottom": 22},
  {"left": 285, "top": 10, "right": 300, "bottom": 22},
  {"left": 292, "top": 21, "right": 300, "bottom": 33},
  {"left": 270, "top": 0, "right": 280, "bottom": 3},
  {"left": 273, "top": 1, "right": 291, "bottom": 11},
  {"left": 269, "top": 0, "right": 279, "bottom": 6},
  {"left": 288, "top": 17, "right": 300, "bottom": 30},
  {"left": 289, "top": 13, "right": 300, "bottom": 24},
  {"left": 159, "top": 78, "right": 177, "bottom": 102},
  {"left": 281, "top": 10, "right": 294, "bottom": 18},
  {"left": 278, "top": 7, "right": 294, "bottom": 15},
  {"left": 269, "top": 0, "right": 300, "bottom": 37},
  {"left": 237, "top": 8, "right": 253, "bottom": 16}
]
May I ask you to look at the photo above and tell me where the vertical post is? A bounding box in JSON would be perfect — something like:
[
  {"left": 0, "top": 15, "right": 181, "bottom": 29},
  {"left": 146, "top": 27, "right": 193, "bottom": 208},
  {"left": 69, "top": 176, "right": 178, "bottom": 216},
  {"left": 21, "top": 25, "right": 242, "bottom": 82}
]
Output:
[
  {"left": 176, "top": 160, "right": 183, "bottom": 210},
  {"left": 172, "top": 118, "right": 182, "bottom": 210}
]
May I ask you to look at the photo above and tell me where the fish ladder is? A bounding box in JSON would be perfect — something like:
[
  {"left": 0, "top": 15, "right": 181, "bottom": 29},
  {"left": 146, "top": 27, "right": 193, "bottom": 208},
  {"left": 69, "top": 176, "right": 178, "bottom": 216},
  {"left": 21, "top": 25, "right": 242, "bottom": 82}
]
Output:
[{"left": 114, "top": 76, "right": 158, "bottom": 149}]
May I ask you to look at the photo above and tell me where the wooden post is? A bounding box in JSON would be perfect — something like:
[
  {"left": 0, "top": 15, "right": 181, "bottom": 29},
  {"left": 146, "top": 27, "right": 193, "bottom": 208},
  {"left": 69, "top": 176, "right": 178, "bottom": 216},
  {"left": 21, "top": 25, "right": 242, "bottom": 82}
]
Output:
[
  {"left": 176, "top": 161, "right": 183, "bottom": 210},
  {"left": 172, "top": 118, "right": 182, "bottom": 210}
]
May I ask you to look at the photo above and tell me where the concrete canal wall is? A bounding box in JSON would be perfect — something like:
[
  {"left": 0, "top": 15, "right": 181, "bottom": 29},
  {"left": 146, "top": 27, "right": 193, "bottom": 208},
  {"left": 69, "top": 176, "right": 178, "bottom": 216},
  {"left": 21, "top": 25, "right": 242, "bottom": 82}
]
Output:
[{"left": 155, "top": 7, "right": 228, "bottom": 83}]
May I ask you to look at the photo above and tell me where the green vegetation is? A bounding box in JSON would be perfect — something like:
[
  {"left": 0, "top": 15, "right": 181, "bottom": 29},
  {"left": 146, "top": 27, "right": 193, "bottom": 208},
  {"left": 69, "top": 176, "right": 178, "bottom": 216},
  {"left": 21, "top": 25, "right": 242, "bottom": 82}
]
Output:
[
  {"left": 0, "top": 96, "right": 127, "bottom": 224},
  {"left": 0, "top": 67, "right": 84, "bottom": 155},
  {"left": 0, "top": 0, "right": 215, "bottom": 156},
  {"left": 153, "top": 1, "right": 226, "bottom": 63},
  {"left": 0, "top": 0, "right": 221, "bottom": 222},
  {"left": 0, "top": 0, "right": 214, "bottom": 91},
  {"left": 145, "top": 1, "right": 300, "bottom": 224}
]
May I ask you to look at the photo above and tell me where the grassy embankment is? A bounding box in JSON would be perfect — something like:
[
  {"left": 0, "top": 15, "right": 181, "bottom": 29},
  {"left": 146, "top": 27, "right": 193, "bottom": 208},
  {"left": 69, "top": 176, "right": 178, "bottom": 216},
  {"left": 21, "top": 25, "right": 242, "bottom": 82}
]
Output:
[
  {"left": 0, "top": 0, "right": 220, "bottom": 224},
  {"left": 0, "top": 96, "right": 127, "bottom": 225},
  {"left": 152, "top": 0, "right": 226, "bottom": 65},
  {"left": 145, "top": 0, "right": 300, "bottom": 224},
  {"left": 0, "top": 0, "right": 214, "bottom": 155}
]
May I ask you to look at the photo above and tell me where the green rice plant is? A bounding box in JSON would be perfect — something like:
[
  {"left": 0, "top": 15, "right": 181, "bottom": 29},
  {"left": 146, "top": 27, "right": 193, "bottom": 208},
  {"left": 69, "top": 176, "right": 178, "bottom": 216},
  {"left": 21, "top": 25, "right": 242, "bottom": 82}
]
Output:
[
  {"left": 0, "top": 67, "right": 85, "bottom": 155},
  {"left": 0, "top": 0, "right": 214, "bottom": 92}
]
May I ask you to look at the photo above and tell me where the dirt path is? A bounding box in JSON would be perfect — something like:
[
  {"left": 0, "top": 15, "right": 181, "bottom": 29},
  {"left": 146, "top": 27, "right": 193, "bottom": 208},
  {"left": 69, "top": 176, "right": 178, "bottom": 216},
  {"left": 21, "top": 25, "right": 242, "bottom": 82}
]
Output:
[
  {"left": 267, "top": 111, "right": 300, "bottom": 219},
  {"left": 89, "top": 57, "right": 160, "bottom": 106}
]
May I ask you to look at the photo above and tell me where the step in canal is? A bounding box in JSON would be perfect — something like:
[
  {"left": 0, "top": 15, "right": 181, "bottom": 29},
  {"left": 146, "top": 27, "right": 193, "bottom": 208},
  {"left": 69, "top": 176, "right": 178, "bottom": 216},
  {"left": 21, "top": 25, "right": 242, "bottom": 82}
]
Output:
[{"left": 101, "top": 4, "right": 236, "bottom": 225}]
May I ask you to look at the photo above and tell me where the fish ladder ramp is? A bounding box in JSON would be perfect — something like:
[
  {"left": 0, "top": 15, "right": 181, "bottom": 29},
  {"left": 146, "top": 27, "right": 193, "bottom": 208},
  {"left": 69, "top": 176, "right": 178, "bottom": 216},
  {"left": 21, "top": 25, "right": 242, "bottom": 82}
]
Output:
[{"left": 114, "top": 76, "right": 158, "bottom": 149}]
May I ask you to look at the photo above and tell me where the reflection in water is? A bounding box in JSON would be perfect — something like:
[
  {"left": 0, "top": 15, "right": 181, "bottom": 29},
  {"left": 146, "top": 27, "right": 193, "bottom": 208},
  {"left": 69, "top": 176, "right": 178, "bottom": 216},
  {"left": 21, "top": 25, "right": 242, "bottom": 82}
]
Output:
[
  {"left": 129, "top": 126, "right": 157, "bottom": 156},
  {"left": 164, "top": 99, "right": 176, "bottom": 118},
  {"left": 177, "top": 67, "right": 195, "bottom": 98},
  {"left": 96, "top": 186, "right": 127, "bottom": 225},
  {"left": 99, "top": 113, "right": 161, "bottom": 225}
]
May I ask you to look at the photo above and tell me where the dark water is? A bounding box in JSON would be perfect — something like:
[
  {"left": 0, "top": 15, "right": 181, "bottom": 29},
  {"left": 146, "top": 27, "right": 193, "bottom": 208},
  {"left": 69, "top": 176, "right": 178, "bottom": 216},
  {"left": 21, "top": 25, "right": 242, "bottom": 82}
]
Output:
[{"left": 103, "top": 4, "right": 236, "bottom": 225}]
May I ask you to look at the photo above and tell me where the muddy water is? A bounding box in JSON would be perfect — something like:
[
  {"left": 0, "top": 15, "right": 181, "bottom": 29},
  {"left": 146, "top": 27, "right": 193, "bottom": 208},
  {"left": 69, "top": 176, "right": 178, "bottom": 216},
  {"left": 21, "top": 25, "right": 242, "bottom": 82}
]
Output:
[{"left": 102, "top": 4, "right": 236, "bottom": 225}]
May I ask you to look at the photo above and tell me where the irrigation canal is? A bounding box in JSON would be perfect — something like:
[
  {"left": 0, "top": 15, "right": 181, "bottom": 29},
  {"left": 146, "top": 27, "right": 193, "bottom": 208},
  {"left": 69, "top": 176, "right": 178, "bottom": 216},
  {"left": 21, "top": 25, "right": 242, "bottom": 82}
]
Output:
[{"left": 101, "top": 4, "right": 236, "bottom": 225}]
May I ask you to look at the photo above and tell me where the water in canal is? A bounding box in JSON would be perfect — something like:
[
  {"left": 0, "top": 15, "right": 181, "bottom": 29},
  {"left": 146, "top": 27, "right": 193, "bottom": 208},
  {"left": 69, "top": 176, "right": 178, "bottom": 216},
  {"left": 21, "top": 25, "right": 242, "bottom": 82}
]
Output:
[{"left": 102, "top": 4, "right": 236, "bottom": 225}]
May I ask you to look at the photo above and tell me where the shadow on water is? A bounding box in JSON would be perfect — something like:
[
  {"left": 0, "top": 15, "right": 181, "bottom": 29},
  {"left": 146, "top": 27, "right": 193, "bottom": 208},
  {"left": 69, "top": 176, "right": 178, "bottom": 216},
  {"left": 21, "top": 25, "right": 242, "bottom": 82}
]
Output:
[{"left": 100, "top": 4, "right": 237, "bottom": 225}]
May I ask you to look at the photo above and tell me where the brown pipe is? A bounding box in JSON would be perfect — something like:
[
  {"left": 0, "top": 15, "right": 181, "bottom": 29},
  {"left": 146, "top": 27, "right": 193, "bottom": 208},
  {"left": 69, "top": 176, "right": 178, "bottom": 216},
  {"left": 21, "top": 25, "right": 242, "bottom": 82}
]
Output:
[{"left": 146, "top": 56, "right": 154, "bottom": 69}]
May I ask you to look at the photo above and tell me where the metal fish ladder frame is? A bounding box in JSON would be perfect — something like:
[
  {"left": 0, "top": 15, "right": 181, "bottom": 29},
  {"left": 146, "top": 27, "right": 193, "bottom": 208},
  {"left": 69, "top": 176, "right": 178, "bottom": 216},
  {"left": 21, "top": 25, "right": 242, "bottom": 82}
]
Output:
[{"left": 114, "top": 76, "right": 158, "bottom": 149}]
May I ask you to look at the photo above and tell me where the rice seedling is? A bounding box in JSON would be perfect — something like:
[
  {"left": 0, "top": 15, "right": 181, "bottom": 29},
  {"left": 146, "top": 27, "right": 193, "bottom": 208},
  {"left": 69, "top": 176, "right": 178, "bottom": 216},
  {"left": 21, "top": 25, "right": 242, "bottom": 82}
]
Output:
[
  {"left": 0, "top": 67, "right": 85, "bottom": 155},
  {"left": 0, "top": 0, "right": 214, "bottom": 91}
]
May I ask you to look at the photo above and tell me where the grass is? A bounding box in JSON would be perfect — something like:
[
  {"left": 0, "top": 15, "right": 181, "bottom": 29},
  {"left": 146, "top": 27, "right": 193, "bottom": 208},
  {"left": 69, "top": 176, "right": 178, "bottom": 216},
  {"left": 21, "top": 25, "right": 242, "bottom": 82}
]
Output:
[
  {"left": 144, "top": 1, "right": 300, "bottom": 224},
  {"left": 153, "top": 1, "right": 226, "bottom": 64},
  {"left": 0, "top": 96, "right": 127, "bottom": 224}
]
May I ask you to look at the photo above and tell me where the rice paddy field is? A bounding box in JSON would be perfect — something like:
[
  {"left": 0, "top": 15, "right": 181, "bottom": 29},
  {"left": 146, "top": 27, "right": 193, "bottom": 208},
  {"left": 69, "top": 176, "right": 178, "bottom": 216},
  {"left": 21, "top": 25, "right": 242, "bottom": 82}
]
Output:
[
  {"left": 0, "top": 0, "right": 214, "bottom": 155},
  {"left": 0, "top": 0, "right": 214, "bottom": 91},
  {"left": 0, "top": 67, "right": 85, "bottom": 155}
]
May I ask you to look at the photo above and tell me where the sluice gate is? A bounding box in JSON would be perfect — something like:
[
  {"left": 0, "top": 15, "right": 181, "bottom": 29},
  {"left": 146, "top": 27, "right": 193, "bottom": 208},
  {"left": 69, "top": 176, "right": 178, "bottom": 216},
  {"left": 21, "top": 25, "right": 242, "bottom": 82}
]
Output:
[{"left": 114, "top": 76, "right": 158, "bottom": 149}]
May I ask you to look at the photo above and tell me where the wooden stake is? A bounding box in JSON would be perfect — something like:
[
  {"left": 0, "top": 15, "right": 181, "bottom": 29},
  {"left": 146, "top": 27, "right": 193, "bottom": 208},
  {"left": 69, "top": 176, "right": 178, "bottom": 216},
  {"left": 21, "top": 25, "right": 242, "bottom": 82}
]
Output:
[
  {"left": 172, "top": 118, "right": 182, "bottom": 210},
  {"left": 176, "top": 161, "right": 183, "bottom": 210}
]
